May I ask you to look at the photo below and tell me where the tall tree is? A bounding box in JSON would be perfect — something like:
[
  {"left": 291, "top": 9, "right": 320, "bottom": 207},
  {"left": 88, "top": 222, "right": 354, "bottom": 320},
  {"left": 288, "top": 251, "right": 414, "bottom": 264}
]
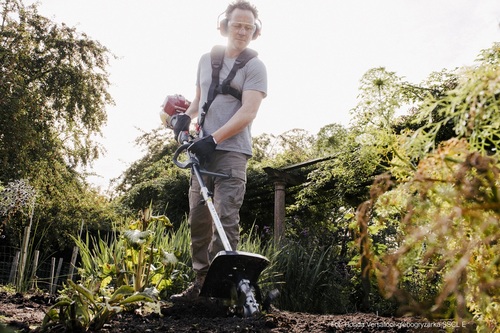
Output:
[
  {"left": 0, "top": 0, "right": 116, "bottom": 252},
  {"left": 0, "top": 0, "right": 113, "bottom": 181},
  {"left": 113, "top": 128, "right": 191, "bottom": 227}
]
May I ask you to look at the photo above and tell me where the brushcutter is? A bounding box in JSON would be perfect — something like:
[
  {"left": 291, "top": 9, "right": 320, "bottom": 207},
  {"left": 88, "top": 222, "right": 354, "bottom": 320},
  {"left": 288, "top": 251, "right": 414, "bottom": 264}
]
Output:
[{"left": 172, "top": 142, "right": 272, "bottom": 317}]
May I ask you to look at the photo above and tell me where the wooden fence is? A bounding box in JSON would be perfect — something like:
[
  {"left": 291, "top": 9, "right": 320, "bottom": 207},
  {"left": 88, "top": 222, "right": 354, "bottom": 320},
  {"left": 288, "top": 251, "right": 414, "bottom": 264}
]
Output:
[{"left": 0, "top": 245, "right": 79, "bottom": 295}]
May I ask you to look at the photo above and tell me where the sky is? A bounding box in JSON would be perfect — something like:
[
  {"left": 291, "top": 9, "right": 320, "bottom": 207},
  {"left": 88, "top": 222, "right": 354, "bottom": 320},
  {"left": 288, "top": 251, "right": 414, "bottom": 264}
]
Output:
[{"left": 23, "top": 0, "right": 500, "bottom": 191}]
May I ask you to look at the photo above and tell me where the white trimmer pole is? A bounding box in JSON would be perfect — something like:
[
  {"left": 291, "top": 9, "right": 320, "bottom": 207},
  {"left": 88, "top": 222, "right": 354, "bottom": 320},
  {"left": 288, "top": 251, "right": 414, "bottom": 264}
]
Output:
[
  {"left": 193, "top": 164, "right": 233, "bottom": 252},
  {"left": 172, "top": 142, "right": 272, "bottom": 317}
]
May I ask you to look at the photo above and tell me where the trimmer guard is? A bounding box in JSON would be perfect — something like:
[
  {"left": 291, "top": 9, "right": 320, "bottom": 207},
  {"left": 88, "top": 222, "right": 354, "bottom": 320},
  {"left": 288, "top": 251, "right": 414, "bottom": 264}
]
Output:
[{"left": 200, "top": 250, "right": 270, "bottom": 299}]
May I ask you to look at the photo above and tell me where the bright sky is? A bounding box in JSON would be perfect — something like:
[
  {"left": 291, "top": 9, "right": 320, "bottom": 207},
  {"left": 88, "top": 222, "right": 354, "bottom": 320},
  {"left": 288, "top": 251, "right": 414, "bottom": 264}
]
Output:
[{"left": 25, "top": 0, "right": 500, "bottom": 190}]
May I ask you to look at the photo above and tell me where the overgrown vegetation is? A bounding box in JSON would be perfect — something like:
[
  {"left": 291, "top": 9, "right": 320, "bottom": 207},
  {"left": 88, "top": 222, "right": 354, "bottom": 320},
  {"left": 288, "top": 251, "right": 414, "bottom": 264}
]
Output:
[
  {"left": 73, "top": 208, "right": 192, "bottom": 298},
  {"left": 40, "top": 280, "right": 155, "bottom": 332},
  {"left": 0, "top": 0, "right": 118, "bottom": 253},
  {"left": 1, "top": 1, "right": 499, "bottom": 331},
  {"left": 39, "top": 209, "right": 189, "bottom": 332},
  {"left": 363, "top": 45, "right": 500, "bottom": 331}
]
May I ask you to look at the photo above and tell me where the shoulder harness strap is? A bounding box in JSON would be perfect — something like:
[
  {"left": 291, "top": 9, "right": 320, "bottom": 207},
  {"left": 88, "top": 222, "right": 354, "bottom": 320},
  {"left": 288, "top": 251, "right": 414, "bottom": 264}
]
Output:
[
  {"left": 205, "top": 45, "right": 225, "bottom": 112},
  {"left": 218, "top": 47, "right": 258, "bottom": 101},
  {"left": 200, "top": 46, "right": 258, "bottom": 128}
]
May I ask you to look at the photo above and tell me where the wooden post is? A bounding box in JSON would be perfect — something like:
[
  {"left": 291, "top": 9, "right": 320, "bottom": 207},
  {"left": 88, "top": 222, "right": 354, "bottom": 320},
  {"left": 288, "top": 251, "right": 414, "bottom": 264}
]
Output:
[
  {"left": 9, "top": 251, "right": 20, "bottom": 284},
  {"left": 30, "top": 250, "right": 40, "bottom": 290},
  {"left": 50, "top": 257, "right": 56, "bottom": 295},
  {"left": 53, "top": 258, "right": 63, "bottom": 293},
  {"left": 17, "top": 226, "right": 31, "bottom": 290},
  {"left": 274, "top": 181, "right": 286, "bottom": 244},
  {"left": 264, "top": 158, "right": 333, "bottom": 245},
  {"left": 68, "top": 246, "right": 79, "bottom": 281}
]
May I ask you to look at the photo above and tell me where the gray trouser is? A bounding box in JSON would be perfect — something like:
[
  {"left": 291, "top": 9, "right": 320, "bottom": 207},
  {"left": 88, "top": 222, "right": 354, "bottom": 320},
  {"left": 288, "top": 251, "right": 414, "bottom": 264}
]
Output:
[{"left": 188, "top": 150, "right": 248, "bottom": 274}]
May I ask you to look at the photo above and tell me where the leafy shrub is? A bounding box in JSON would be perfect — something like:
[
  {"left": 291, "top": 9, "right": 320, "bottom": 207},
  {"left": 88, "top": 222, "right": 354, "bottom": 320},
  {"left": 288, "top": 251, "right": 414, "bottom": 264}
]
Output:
[
  {"left": 374, "top": 140, "right": 500, "bottom": 328},
  {"left": 364, "top": 43, "right": 500, "bottom": 331}
]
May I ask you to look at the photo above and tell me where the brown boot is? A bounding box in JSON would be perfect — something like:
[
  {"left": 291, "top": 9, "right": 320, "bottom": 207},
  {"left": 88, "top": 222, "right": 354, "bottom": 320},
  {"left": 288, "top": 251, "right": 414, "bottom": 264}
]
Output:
[{"left": 170, "top": 273, "right": 206, "bottom": 303}]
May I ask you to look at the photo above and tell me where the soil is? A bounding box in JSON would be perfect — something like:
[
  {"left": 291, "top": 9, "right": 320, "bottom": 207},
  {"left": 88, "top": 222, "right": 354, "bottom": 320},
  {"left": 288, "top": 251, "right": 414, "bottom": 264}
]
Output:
[{"left": 0, "top": 291, "right": 475, "bottom": 333}]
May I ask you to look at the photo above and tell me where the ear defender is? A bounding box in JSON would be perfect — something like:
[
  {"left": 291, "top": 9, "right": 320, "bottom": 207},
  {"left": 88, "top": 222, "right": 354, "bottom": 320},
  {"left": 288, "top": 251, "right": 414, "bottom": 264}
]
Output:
[
  {"left": 252, "top": 19, "right": 262, "bottom": 40},
  {"left": 218, "top": 17, "right": 230, "bottom": 37},
  {"left": 217, "top": 13, "right": 262, "bottom": 40}
]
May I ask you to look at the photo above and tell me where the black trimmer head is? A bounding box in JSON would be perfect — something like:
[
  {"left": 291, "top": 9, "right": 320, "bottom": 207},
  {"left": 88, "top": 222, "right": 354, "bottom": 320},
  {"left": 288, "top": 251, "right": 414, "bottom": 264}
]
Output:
[
  {"left": 200, "top": 250, "right": 269, "bottom": 299},
  {"left": 200, "top": 251, "right": 270, "bottom": 317}
]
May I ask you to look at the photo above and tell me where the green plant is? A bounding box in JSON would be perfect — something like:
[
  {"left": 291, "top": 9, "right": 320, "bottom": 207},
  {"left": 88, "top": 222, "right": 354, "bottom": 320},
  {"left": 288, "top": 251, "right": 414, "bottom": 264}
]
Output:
[
  {"left": 40, "top": 209, "right": 193, "bottom": 330},
  {"left": 351, "top": 44, "right": 500, "bottom": 332},
  {"left": 73, "top": 209, "right": 186, "bottom": 297},
  {"left": 40, "top": 280, "right": 154, "bottom": 332},
  {"left": 271, "top": 241, "right": 355, "bottom": 314},
  {"left": 375, "top": 140, "right": 500, "bottom": 326},
  {"left": 238, "top": 223, "right": 283, "bottom": 299}
]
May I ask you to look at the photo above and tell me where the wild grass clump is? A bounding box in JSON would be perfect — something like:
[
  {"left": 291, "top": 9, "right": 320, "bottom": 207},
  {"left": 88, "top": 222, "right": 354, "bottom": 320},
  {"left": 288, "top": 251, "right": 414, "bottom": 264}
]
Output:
[{"left": 269, "top": 241, "right": 356, "bottom": 314}]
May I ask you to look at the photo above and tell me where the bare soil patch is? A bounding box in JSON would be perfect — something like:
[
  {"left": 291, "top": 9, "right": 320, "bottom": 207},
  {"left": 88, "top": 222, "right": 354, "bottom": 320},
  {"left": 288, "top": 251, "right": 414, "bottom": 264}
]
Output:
[{"left": 0, "top": 291, "right": 474, "bottom": 332}]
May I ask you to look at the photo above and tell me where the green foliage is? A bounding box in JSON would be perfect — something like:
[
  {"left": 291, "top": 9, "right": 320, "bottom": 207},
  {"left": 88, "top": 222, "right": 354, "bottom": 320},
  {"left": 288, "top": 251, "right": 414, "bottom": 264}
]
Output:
[
  {"left": 286, "top": 125, "right": 380, "bottom": 246},
  {"left": 0, "top": 0, "right": 113, "bottom": 176},
  {"left": 271, "top": 242, "right": 356, "bottom": 314},
  {"left": 250, "top": 133, "right": 276, "bottom": 164},
  {"left": 113, "top": 128, "right": 190, "bottom": 227},
  {"left": 372, "top": 140, "right": 500, "bottom": 328},
  {"left": 402, "top": 44, "right": 500, "bottom": 159},
  {"left": 73, "top": 209, "right": 189, "bottom": 298},
  {"left": 42, "top": 209, "right": 195, "bottom": 330},
  {"left": 267, "top": 129, "right": 316, "bottom": 166},
  {"left": 2, "top": 167, "right": 118, "bottom": 253},
  {"left": 350, "top": 67, "right": 405, "bottom": 130},
  {"left": 238, "top": 224, "right": 282, "bottom": 295},
  {"left": 314, "top": 123, "right": 349, "bottom": 156},
  {"left": 359, "top": 43, "right": 500, "bottom": 331},
  {"left": 40, "top": 280, "right": 155, "bottom": 332},
  {"left": 0, "top": 0, "right": 112, "bottom": 176},
  {"left": 0, "top": 0, "right": 118, "bottom": 253}
]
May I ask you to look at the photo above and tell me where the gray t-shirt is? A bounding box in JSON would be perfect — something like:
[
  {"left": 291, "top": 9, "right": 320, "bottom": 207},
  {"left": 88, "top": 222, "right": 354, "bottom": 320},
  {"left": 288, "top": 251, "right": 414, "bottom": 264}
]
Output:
[{"left": 196, "top": 47, "right": 267, "bottom": 156}]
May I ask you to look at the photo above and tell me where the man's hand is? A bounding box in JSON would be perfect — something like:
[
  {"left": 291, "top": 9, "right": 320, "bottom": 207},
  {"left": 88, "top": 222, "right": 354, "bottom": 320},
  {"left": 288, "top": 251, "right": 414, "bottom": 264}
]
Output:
[
  {"left": 172, "top": 113, "right": 191, "bottom": 143},
  {"left": 188, "top": 135, "right": 217, "bottom": 163}
]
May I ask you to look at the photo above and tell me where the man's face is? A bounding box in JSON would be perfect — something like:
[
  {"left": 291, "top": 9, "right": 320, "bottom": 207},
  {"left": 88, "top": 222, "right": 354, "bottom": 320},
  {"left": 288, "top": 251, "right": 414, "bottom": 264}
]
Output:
[{"left": 226, "top": 8, "right": 256, "bottom": 53}]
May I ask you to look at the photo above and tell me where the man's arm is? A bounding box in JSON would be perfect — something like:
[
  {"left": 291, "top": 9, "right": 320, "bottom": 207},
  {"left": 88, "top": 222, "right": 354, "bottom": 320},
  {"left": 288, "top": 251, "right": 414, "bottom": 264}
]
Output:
[
  {"left": 211, "top": 89, "right": 264, "bottom": 143},
  {"left": 185, "top": 85, "right": 201, "bottom": 120}
]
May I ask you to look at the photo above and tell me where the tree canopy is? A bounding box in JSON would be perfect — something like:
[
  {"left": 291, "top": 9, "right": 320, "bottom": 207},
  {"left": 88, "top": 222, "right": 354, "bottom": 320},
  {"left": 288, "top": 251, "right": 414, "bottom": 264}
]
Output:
[
  {"left": 0, "top": 0, "right": 116, "bottom": 251},
  {"left": 1, "top": 0, "right": 113, "bottom": 180}
]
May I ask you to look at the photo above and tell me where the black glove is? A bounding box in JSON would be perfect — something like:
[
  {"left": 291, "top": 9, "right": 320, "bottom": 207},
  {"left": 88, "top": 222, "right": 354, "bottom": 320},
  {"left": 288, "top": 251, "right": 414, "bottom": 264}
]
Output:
[
  {"left": 172, "top": 113, "right": 191, "bottom": 143},
  {"left": 188, "top": 135, "right": 217, "bottom": 164}
]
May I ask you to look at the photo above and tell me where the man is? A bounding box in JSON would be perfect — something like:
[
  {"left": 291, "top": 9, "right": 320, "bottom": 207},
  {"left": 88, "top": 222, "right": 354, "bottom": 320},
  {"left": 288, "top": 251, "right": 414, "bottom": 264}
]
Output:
[{"left": 171, "top": 0, "right": 267, "bottom": 302}]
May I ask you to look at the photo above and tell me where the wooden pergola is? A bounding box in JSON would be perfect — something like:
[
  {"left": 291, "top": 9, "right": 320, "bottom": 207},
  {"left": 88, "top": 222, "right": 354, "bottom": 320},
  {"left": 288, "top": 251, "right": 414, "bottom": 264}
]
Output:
[{"left": 263, "top": 156, "right": 334, "bottom": 244}]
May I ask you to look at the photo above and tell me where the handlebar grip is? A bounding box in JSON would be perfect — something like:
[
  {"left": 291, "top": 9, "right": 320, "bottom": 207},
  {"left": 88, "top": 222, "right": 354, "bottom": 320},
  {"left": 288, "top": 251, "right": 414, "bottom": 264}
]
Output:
[
  {"left": 172, "top": 142, "right": 193, "bottom": 169},
  {"left": 172, "top": 142, "right": 230, "bottom": 179},
  {"left": 177, "top": 131, "right": 190, "bottom": 144}
]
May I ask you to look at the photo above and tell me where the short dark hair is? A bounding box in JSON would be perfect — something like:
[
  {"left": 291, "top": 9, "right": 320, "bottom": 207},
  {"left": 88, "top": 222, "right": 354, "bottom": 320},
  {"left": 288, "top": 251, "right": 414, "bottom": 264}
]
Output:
[{"left": 225, "top": 0, "right": 258, "bottom": 20}]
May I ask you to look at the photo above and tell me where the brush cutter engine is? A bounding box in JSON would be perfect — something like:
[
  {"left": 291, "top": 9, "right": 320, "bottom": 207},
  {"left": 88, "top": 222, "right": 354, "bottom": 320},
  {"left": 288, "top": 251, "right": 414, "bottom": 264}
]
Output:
[{"left": 160, "top": 94, "right": 191, "bottom": 128}]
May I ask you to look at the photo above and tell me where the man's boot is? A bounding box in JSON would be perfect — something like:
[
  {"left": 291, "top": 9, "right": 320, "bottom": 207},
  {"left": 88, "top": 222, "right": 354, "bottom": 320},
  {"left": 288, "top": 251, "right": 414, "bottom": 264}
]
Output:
[{"left": 170, "top": 273, "right": 206, "bottom": 303}]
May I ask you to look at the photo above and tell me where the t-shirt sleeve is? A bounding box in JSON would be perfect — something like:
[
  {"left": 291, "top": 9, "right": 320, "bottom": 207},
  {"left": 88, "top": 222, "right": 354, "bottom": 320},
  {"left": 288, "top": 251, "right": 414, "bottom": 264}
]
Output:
[{"left": 242, "top": 58, "right": 267, "bottom": 98}]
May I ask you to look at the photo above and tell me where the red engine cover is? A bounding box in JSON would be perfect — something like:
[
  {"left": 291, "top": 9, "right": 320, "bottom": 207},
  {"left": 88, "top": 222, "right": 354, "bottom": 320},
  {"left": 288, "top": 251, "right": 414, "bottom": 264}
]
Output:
[{"left": 162, "top": 94, "right": 191, "bottom": 116}]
